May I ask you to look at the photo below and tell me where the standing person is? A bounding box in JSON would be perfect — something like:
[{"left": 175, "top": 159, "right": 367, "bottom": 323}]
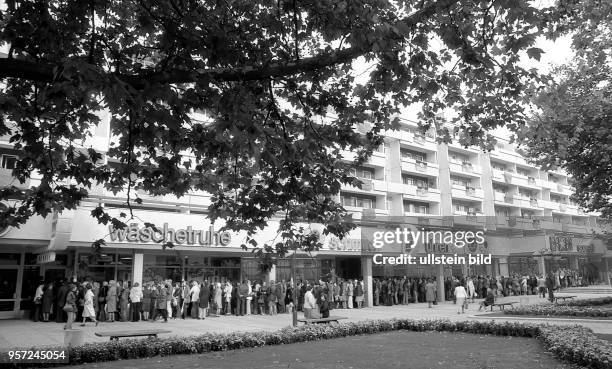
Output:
[
  {"left": 223, "top": 281, "right": 232, "bottom": 315},
  {"left": 546, "top": 272, "right": 555, "bottom": 303},
  {"left": 190, "top": 281, "right": 200, "bottom": 319},
  {"left": 129, "top": 282, "right": 143, "bottom": 321},
  {"left": 119, "top": 284, "right": 130, "bottom": 322},
  {"left": 63, "top": 284, "right": 78, "bottom": 330},
  {"left": 41, "top": 282, "right": 54, "bottom": 322},
  {"left": 55, "top": 280, "right": 68, "bottom": 323},
  {"left": 154, "top": 284, "right": 169, "bottom": 322},
  {"left": 355, "top": 280, "right": 364, "bottom": 308},
  {"left": 141, "top": 283, "right": 152, "bottom": 321},
  {"left": 97, "top": 281, "right": 108, "bottom": 322},
  {"left": 467, "top": 277, "right": 475, "bottom": 302},
  {"left": 537, "top": 275, "right": 547, "bottom": 298},
  {"left": 106, "top": 280, "right": 117, "bottom": 322},
  {"left": 198, "top": 281, "right": 210, "bottom": 319},
  {"left": 165, "top": 282, "right": 173, "bottom": 319},
  {"left": 425, "top": 278, "right": 436, "bottom": 308},
  {"left": 80, "top": 284, "right": 99, "bottom": 326},
  {"left": 267, "top": 281, "right": 277, "bottom": 315},
  {"left": 180, "top": 281, "right": 190, "bottom": 319},
  {"left": 33, "top": 281, "right": 44, "bottom": 322},
  {"left": 246, "top": 280, "right": 253, "bottom": 315},
  {"left": 454, "top": 283, "right": 468, "bottom": 314},
  {"left": 214, "top": 282, "right": 223, "bottom": 316},
  {"left": 346, "top": 280, "right": 354, "bottom": 309},
  {"left": 303, "top": 286, "right": 316, "bottom": 319},
  {"left": 285, "top": 281, "right": 294, "bottom": 313}
]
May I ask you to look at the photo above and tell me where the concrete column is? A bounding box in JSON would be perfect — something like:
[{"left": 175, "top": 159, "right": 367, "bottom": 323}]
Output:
[
  {"left": 361, "top": 255, "right": 373, "bottom": 307},
  {"left": 537, "top": 257, "right": 546, "bottom": 276},
  {"left": 436, "top": 264, "right": 445, "bottom": 302},
  {"left": 266, "top": 264, "right": 277, "bottom": 283},
  {"left": 570, "top": 256, "right": 579, "bottom": 270},
  {"left": 498, "top": 257, "right": 509, "bottom": 277},
  {"left": 132, "top": 253, "right": 143, "bottom": 287}
]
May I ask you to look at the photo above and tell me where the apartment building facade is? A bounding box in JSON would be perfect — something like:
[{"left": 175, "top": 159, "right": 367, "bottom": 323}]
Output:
[{"left": 0, "top": 105, "right": 611, "bottom": 318}]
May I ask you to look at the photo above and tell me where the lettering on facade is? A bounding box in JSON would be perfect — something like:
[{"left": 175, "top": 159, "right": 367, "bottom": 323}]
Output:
[
  {"left": 327, "top": 236, "right": 361, "bottom": 252},
  {"left": 109, "top": 223, "right": 232, "bottom": 246},
  {"left": 549, "top": 236, "right": 573, "bottom": 252}
]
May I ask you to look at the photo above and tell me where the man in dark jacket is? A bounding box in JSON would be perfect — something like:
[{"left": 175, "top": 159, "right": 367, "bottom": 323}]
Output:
[
  {"left": 238, "top": 281, "right": 249, "bottom": 316},
  {"left": 55, "top": 280, "right": 68, "bottom": 323}
]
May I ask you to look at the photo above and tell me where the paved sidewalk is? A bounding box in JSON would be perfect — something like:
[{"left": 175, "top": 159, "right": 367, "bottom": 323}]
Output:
[{"left": 0, "top": 291, "right": 609, "bottom": 349}]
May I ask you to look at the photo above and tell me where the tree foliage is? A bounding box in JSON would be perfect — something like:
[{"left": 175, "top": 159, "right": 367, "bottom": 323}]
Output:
[
  {"left": 0, "top": 0, "right": 593, "bottom": 254},
  {"left": 519, "top": 0, "right": 612, "bottom": 218}
]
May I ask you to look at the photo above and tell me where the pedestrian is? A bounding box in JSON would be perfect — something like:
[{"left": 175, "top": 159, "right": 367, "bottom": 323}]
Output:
[
  {"left": 425, "top": 278, "right": 436, "bottom": 308},
  {"left": 129, "top": 282, "right": 143, "bottom": 321},
  {"left": 454, "top": 283, "right": 467, "bottom": 314},
  {"left": 63, "top": 284, "right": 78, "bottom": 330},
  {"left": 80, "top": 284, "right": 99, "bottom": 326}
]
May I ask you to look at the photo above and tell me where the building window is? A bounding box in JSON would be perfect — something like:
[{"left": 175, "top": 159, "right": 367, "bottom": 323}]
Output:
[
  {"left": 450, "top": 175, "right": 470, "bottom": 187},
  {"left": 493, "top": 184, "right": 507, "bottom": 193},
  {"left": 495, "top": 208, "right": 509, "bottom": 217},
  {"left": 516, "top": 167, "right": 530, "bottom": 177},
  {"left": 404, "top": 201, "right": 430, "bottom": 214},
  {"left": 449, "top": 152, "right": 469, "bottom": 164},
  {"left": 1, "top": 155, "right": 17, "bottom": 170},
  {"left": 491, "top": 162, "right": 506, "bottom": 171},
  {"left": 341, "top": 194, "right": 374, "bottom": 209},
  {"left": 402, "top": 175, "right": 430, "bottom": 188},
  {"left": 349, "top": 167, "right": 374, "bottom": 180},
  {"left": 400, "top": 149, "right": 426, "bottom": 162}
]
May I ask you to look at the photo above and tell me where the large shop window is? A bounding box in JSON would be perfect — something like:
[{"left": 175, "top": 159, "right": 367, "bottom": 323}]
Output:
[
  {"left": 276, "top": 258, "right": 320, "bottom": 283},
  {"left": 185, "top": 257, "right": 241, "bottom": 284},
  {"left": 144, "top": 254, "right": 183, "bottom": 283},
  {"left": 77, "top": 251, "right": 133, "bottom": 283}
]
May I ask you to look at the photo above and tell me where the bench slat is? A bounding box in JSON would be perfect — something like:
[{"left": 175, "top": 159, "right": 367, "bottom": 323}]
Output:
[{"left": 95, "top": 330, "right": 171, "bottom": 337}]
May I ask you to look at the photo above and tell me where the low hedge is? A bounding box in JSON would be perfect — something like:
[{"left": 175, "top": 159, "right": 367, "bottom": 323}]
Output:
[
  {"left": 562, "top": 297, "right": 612, "bottom": 307},
  {"left": 504, "top": 304, "right": 612, "bottom": 317},
  {"left": 4, "top": 319, "right": 612, "bottom": 368}
]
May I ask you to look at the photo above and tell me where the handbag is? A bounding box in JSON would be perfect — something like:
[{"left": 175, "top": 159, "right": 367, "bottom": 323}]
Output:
[{"left": 63, "top": 303, "right": 74, "bottom": 313}]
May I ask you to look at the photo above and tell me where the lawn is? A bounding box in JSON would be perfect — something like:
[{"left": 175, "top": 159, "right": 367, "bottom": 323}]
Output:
[{"left": 58, "top": 330, "right": 576, "bottom": 369}]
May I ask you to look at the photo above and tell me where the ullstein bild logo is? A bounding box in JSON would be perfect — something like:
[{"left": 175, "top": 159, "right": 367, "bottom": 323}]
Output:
[{"left": 109, "top": 223, "right": 232, "bottom": 246}]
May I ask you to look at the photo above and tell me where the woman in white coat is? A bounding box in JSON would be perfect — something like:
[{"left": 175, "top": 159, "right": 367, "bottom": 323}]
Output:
[
  {"left": 80, "top": 284, "right": 98, "bottom": 326},
  {"left": 467, "top": 277, "right": 475, "bottom": 302}
]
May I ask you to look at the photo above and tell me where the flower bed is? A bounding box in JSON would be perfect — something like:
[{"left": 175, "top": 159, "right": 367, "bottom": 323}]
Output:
[
  {"left": 504, "top": 304, "right": 612, "bottom": 317},
  {"left": 4, "top": 319, "right": 612, "bottom": 368},
  {"left": 562, "top": 297, "right": 612, "bottom": 307}
]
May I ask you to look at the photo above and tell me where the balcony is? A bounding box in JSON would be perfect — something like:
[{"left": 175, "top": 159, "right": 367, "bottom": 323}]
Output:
[
  {"left": 451, "top": 185, "right": 484, "bottom": 200},
  {"left": 490, "top": 148, "right": 528, "bottom": 165},
  {"left": 562, "top": 223, "right": 590, "bottom": 234},
  {"left": 340, "top": 149, "right": 386, "bottom": 167},
  {"left": 400, "top": 158, "right": 439, "bottom": 177},
  {"left": 539, "top": 219, "right": 564, "bottom": 231},
  {"left": 494, "top": 192, "right": 518, "bottom": 206},
  {"left": 448, "top": 161, "right": 481, "bottom": 176},
  {"left": 403, "top": 186, "right": 441, "bottom": 202},
  {"left": 498, "top": 216, "right": 540, "bottom": 230},
  {"left": 341, "top": 178, "right": 386, "bottom": 195},
  {"left": 0, "top": 168, "right": 30, "bottom": 189}
]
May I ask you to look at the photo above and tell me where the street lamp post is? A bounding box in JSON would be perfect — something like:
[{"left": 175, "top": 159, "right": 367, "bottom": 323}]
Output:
[{"left": 291, "top": 249, "right": 298, "bottom": 327}]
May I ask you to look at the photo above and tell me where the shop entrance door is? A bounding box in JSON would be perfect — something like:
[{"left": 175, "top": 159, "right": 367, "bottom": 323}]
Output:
[
  {"left": 0, "top": 268, "right": 20, "bottom": 319},
  {"left": 335, "top": 257, "right": 361, "bottom": 280}
]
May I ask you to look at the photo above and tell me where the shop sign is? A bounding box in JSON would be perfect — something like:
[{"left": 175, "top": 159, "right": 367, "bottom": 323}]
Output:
[
  {"left": 326, "top": 236, "right": 362, "bottom": 252},
  {"left": 549, "top": 236, "right": 573, "bottom": 252},
  {"left": 576, "top": 243, "right": 595, "bottom": 254},
  {"left": 37, "top": 251, "right": 56, "bottom": 264},
  {"left": 109, "top": 223, "right": 232, "bottom": 247},
  {"left": 425, "top": 243, "right": 459, "bottom": 254}
]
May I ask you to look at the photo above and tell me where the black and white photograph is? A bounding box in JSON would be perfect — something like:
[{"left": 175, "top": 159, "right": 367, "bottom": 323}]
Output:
[{"left": 0, "top": 0, "right": 611, "bottom": 368}]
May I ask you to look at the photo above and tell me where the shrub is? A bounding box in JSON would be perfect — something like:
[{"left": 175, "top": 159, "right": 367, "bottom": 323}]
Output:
[
  {"left": 504, "top": 304, "right": 612, "bottom": 317},
  {"left": 4, "top": 319, "right": 612, "bottom": 368}
]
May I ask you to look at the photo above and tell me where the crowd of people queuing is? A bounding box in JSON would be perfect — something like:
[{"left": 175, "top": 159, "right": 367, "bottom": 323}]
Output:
[
  {"left": 29, "top": 268, "right": 593, "bottom": 328},
  {"left": 31, "top": 277, "right": 369, "bottom": 328}
]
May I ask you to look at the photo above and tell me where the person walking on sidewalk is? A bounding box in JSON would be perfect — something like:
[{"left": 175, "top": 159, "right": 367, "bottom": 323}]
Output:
[
  {"left": 454, "top": 283, "right": 467, "bottom": 314},
  {"left": 80, "top": 284, "right": 99, "bottom": 326}
]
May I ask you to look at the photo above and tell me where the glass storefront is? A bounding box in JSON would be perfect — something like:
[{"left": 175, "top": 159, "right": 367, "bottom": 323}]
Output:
[{"left": 77, "top": 251, "right": 133, "bottom": 283}]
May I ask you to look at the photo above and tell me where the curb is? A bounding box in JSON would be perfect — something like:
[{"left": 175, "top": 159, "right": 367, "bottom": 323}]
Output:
[{"left": 468, "top": 314, "right": 612, "bottom": 324}]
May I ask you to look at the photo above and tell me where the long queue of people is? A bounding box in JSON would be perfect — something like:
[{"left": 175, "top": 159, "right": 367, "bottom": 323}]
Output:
[{"left": 31, "top": 277, "right": 370, "bottom": 328}]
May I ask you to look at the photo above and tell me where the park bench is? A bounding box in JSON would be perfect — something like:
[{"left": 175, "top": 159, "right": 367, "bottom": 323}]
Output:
[
  {"left": 95, "top": 329, "right": 171, "bottom": 341},
  {"left": 489, "top": 302, "right": 517, "bottom": 311},
  {"left": 297, "top": 316, "right": 348, "bottom": 325},
  {"left": 554, "top": 295, "right": 577, "bottom": 303}
]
